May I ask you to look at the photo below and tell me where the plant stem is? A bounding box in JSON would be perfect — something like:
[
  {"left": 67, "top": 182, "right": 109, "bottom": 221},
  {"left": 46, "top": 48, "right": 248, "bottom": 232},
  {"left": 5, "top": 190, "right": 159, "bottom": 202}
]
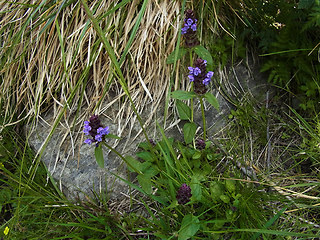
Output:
[
  {"left": 102, "top": 142, "right": 143, "bottom": 175},
  {"left": 199, "top": 96, "right": 206, "bottom": 139},
  {"left": 189, "top": 49, "right": 194, "bottom": 122}
]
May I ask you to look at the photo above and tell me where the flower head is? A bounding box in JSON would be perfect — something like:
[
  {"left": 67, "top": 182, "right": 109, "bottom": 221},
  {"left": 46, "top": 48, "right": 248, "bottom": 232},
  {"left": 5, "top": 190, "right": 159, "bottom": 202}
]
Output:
[
  {"left": 83, "top": 115, "right": 110, "bottom": 146},
  {"left": 176, "top": 183, "right": 192, "bottom": 205},
  {"left": 4, "top": 226, "right": 9, "bottom": 235},
  {"left": 182, "top": 9, "right": 199, "bottom": 47},
  {"left": 187, "top": 58, "right": 214, "bottom": 94},
  {"left": 196, "top": 138, "right": 206, "bottom": 150}
]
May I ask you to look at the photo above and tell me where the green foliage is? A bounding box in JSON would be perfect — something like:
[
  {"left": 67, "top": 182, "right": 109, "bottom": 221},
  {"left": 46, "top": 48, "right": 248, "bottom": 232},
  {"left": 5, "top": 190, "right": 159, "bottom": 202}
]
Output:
[
  {"left": 228, "top": 99, "right": 268, "bottom": 145},
  {"left": 183, "top": 122, "right": 197, "bottom": 144},
  {"left": 129, "top": 133, "right": 285, "bottom": 239},
  {"left": 94, "top": 145, "right": 104, "bottom": 168},
  {"left": 204, "top": 92, "right": 220, "bottom": 111},
  {"left": 193, "top": 45, "right": 214, "bottom": 70},
  {"left": 240, "top": 0, "right": 320, "bottom": 110},
  {"left": 178, "top": 214, "right": 200, "bottom": 240},
  {"left": 171, "top": 90, "right": 197, "bottom": 100},
  {"left": 287, "top": 106, "right": 320, "bottom": 172},
  {"left": 176, "top": 100, "right": 192, "bottom": 121}
]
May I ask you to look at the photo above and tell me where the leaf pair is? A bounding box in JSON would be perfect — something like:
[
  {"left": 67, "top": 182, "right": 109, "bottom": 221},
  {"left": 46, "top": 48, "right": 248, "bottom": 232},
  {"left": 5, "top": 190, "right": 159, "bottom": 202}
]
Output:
[{"left": 171, "top": 91, "right": 219, "bottom": 111}]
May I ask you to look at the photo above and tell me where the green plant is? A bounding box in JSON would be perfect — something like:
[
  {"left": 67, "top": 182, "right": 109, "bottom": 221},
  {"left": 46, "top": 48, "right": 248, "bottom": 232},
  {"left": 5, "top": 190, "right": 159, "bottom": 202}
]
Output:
[{"left": 239, "top": 0, "right": 320, "bottom": 111}]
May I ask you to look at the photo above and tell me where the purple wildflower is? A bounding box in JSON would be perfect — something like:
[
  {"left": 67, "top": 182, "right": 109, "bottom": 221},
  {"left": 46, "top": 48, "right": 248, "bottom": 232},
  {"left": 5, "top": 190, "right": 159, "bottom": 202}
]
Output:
[
  {"left": 187, "top": 58, "right": 214, "bottom": 94},
  {"left": 182, "top": 9, "right": 199, "bottom": 47},
  {"left": 97, "top": 126, "right": 110, "bottom": 136},
  {"left": 206, "top": 71, "right": 214, "bottom": 78},
  {"left": 193, "top": 67, "right": 201, "bottom": 76},
  {"left": 83, "top": 122, "right": 91, "bottom": 135},
  {"left": 84, "top": 139, "right": 94, "bottom": 145},
  {"left": 186, "top": 18, "right": 193, "bottom": 26},
  {"left": 188, "top": 74, "right": 195, "bottom": 82},
  {"left": 196, "top": 138, "right": 206, "bottom": 150},
  {"left": 181, "top": 26, "right": 189, "bottom": 34},
  {"left": 83, "top": 115, "right": 110, "bottom": 146},
  {"left": 203, "top": 71, "right": 214, "bottom": 86},
  {"left": 191, "top": 23, "right": 197, "bottom": 31},
  {"left": 176, "top": 183, "right": 192, "bottom": 205}
]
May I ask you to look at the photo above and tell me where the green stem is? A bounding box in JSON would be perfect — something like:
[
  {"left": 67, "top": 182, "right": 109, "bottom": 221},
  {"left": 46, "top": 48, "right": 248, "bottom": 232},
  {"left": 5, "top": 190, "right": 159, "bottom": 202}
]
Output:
[
  {"left": 189, "top": 50, "right": 194, "bottom": 122},
  {"left": 199, "top": 97, "right": 206, "bottom": 140},
  {"left": 102, "top": 142, "right": 143, "bottom": 175}
]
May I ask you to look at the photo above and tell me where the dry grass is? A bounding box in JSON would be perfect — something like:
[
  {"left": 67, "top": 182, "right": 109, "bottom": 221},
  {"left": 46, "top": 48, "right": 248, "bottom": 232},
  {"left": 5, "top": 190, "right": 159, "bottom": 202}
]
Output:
[{"left": 0, "top": 1, "right": 182, "bottom": 141}]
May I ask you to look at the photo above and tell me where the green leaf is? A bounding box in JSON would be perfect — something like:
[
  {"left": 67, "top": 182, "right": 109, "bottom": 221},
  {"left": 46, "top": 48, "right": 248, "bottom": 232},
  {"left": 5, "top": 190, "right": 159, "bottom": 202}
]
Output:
[
  {"left": 193, "top": 45, "right": 213, "bottom": 69},
  {"left": 191, "top": 174, "right": 202, "bottom": 201},
  {"left": 166, "top": 47, "right": 187, "bottom": 64},
  {"left": 204, "top": 92, "right": 219, "bottom": 110},
  {"left": 220, "top": 194, "right": 230, "bottom": 203},
  {"left": 105, "top": 134, "right": 121, "bottom": 139},
  {"left": 125, "top": 156, "right": 142, "bottom": 172},
  {"left": 176, "top": 100, "right": 191, "bottom": 120},
  {"left": 225, "top": 179, "right": 236, "bottom": 193},
  {"left": 178, "top": 214, "right": 200, "bottom": 240},
  {"left": 171, "top": 90, "right": 196, "bottom": 100},
  {"left": 137, "top": 174, "right": 152, "bottom": 195},
  {"left": 94, "top": 145, "right": 104, "bottom": 168},
  {"left": 138, "top": 141, "right": 153, "bottom": 151},
  {"left": 136, "top": 151, "right": 155, "bottom": 162},
  {"left": 143, "top": 165, "right": 159, "bottom": 178},
  {"left": 210, "top": 181, "right": 224, "bottom": 203},
  {"left": 183, "top": 122, "right": 197, "bottom": 144},
  {"left": 192, "top": 152, "right": 202, "bottom": 160}
]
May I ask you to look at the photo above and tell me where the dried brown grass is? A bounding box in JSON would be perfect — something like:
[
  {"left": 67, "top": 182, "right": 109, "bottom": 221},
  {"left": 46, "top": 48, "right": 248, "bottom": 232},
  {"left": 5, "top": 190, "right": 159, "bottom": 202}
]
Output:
[{"left": 0, "top": 1, "right": 181, "bottom": 140}]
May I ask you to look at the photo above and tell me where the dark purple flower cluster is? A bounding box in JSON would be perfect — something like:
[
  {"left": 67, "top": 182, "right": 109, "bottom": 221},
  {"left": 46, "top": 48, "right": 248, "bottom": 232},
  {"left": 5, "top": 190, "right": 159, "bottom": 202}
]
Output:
[
  {"left": 182, "top": 9, "right": 199, "bottom": 47},
  {"left": 188, "top": 58, "right": 214, "bottom": 94},
  {"left": 196, "top": 138, "right": 206, "bottom": 150},
  {"left": 176, "top": 183, "right": 192, "bottom": 205},
  {"left": 83, "top": 115, "right": 109, "bottom": 145},
  {"left": 149, "top": 139, "right": 157, "bottom": 147}
]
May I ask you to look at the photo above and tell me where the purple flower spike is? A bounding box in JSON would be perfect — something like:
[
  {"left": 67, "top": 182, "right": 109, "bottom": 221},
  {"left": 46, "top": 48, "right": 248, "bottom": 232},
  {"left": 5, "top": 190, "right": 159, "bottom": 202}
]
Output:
[
  {"left": 196, "top": 139, "right": 206, "bottom": 150},
  {"left": 83, "top": 115, "right": 110, "bottom": 146},
  {"left": 176, "top": 183, "right": 192, "bottom": 205},
  {"left": 186, "top": 58, "right": 212, "bottom": 94},
  {"left": 182, "top": 9, "right": 199, "bottom": 47}
]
